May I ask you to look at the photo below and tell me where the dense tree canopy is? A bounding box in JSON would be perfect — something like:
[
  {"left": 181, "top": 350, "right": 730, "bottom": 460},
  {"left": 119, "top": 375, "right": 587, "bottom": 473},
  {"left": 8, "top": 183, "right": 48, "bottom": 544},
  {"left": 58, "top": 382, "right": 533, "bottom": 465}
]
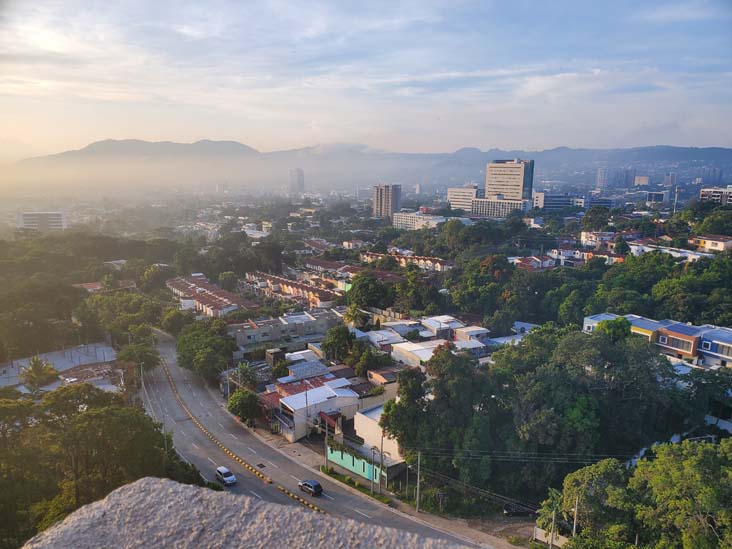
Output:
[
  {"left": 381, "top": 325, "right": 724, "bottom": 505},
  {"left": 176, "top": 319, "right": 236, "bottom": 381},
  {"left": 544, "top": 439, "right": 732, "bottom": 548},
  {"left": 0, "top": 383, "right": 204, "bottom": 548}
]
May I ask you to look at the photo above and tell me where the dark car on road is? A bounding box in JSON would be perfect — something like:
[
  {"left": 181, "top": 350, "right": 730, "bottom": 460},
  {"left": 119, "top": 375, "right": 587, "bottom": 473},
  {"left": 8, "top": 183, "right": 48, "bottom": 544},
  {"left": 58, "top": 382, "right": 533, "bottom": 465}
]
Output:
[{"left": 298, "top": 479, "right": 323, "bottom": 496}]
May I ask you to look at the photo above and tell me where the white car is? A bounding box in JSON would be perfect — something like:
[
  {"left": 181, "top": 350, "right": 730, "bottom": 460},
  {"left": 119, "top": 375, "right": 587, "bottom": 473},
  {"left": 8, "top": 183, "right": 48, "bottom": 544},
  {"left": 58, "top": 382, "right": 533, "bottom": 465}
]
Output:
[{"left": 215, "top": 466, "right": 237, "bottom": 486}]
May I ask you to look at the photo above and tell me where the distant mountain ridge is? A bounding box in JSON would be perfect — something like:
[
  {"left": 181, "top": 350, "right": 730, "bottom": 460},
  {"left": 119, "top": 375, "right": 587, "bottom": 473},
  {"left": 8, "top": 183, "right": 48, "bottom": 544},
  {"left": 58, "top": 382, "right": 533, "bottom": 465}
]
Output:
[{"left": 7, "top": 139, "right": 732, "bottom": 194}]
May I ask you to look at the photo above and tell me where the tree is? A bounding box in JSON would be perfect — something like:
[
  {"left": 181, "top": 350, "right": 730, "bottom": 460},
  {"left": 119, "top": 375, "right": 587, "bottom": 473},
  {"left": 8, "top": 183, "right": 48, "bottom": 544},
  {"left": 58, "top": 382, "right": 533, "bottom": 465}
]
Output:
[
  {"left": 321, "top": 325, "right": 353, "bottom": 362},
  {"left": 218, "top": 271, "right": 238, "bottom": 291},
  {"left": 347, "top": 272, "right": 389, "bottom": 309},
  {"left": 343, "top": 303, "right": 370, "bottom": 329},
  {"left": 613, "top": 237, "right": 630, "bottom": 255},
  {"left": 20, "top": 356, "right": 59, "bottom": 395},
  {"left": 227, "top": 389, "right": 260, "bottom": 426},
  {"left": 582, "top": 207, "right": 610, "bottom": 231},
  {"left": 160, "top": 308, "right": 194, "bottom": 336},
  {"left": 594, "top": 317, "right": 631, "bottom": 342},
  {"left": 116, "top": 343, "right": 161, "bottom": 371},
  {"left": 271, "top": 359, "right": 289, "bottom": 379},
  {"left": 236, "top": 362, "right": 258, "bottom": 390}
]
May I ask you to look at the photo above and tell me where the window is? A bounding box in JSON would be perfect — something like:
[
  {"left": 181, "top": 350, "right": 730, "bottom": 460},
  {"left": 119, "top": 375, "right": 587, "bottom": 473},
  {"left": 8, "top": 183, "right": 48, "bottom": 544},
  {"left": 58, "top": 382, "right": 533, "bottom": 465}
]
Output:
[
  {"left": 659, "top": 335, "right": 668, "bottom": 344},
  {"left": 702, "top": 341, "right": 712, "bottom": 350},
  {"left": 718, "top": 343, "right": 732, "bottom": 358}
]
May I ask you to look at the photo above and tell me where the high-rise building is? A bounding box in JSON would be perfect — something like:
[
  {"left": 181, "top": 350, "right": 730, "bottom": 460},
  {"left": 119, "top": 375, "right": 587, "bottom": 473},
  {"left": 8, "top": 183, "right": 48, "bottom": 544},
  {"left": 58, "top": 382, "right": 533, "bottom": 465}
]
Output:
[
  {"left": 289, "top": 168, "right": 305, "bottom": 195},
  {"left": 372, "top": 184, "right": 402, "bottom": 218},
  {"left": 17, "top": 212, "right": 67, "bottom": 231},
  {"left": 663, "top": 172, "right": 677, "bottom": 186},
  {"left": 701, "top": 167, "right": 723, "bottom": 185},
  {"left": 596, "top": 167, "right": 614, "bottom": 189},
  {"left": 447, "top": 185, "right": 484, "bottom": 212},
  {"left": 485, "top": 159, "right": 534, "bottom": 200},
  {"left": 700, "top": 187, "right": 732, "bottom": 206},
  {"left": 634, "top": 175, "right": 650, "bottom": 186}
]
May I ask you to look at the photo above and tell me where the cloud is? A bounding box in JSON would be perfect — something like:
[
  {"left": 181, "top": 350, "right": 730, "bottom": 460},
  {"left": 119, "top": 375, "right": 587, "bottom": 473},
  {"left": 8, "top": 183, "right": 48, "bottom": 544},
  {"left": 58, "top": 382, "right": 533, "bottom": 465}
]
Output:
[{"left": 639, "top": 1, "right": 730, "bottom": 23}]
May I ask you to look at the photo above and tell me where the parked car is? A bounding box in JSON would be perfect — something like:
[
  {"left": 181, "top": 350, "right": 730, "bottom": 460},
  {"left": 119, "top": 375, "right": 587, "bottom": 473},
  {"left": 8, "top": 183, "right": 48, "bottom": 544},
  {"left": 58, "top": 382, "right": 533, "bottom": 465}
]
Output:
[
  {"left": 298, "top": 479, "right": 323, "bottom": 496},
  {"left": 216, "top": 466, "right": 237, "bottom": 486},
  {"left": 502, "top": 503, "right": 537, "bottom": 517}
]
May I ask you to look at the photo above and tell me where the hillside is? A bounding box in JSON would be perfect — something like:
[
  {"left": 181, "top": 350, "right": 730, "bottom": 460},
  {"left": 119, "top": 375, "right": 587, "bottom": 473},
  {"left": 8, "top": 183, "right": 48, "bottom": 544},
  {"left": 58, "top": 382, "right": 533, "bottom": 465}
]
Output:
[{"left": 4, "top": 139, "right": 732, "bottom": 195}]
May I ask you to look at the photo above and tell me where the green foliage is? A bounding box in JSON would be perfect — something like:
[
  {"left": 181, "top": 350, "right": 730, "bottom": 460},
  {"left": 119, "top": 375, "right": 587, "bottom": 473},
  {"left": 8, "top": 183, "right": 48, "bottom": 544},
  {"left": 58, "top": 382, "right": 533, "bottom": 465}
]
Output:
[
  {"left": 19, "top": 357, "right": 59, "bottom": 395},
  {"left": 227, "top": 389, "right": 260, "bottom": 426},
  {"left": 176, "top": 319, "right": 236, "bottom": 381},
  {"left": 550, "top": 440, "right": 732, "bottom": 547},
  {"left": 347, "top": 272, "right": 389, "bottom": 309},
  {"left": 236, "top": 362, "right": 258, "bottom": 390},
  {"left": 595, "top": 317, "right": 631, "bottom": 342},
  {"left": 582, "top": 207, "right": 610, "bottom": 231},
  {"left": 218, "top": 271, "right": 238, "bottom": 291},
  {"left": 160, "top": 307, "right": 195, "bottom": 336},
  {"left": 697, "top": 208, "right": 732, "bottom": 236},
  {"left": 321, "top": 325, "right": 354, "bottom": 362},
  {"left": 73, "top": 292, "right": 162, "bottom": 345},
  {"left": 382, "top": 325, "right": 706, "bottom": 500},
  {"left": 271, "top": 359, "right": 289, "bottom": 379},
  {"left": 116, "top": 342, "right": 161, "bottom": 370},
  {"left": 0, "top": 383, "right": 206, "bottom": 547}
]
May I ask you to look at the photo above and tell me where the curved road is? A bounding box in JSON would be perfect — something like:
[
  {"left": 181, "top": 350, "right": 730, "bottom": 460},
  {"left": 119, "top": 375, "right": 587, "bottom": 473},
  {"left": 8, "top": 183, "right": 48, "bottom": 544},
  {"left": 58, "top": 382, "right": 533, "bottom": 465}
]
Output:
[{"left": 141, "top": 330, "right": 481, "bottom": 546}]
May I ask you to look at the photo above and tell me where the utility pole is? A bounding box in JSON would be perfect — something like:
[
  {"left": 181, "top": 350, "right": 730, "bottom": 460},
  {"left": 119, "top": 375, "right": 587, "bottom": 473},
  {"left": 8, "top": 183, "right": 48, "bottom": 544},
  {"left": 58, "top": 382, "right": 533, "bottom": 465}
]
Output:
[
  {"left": 370, "top": 447, "right": 376, "bottom": 494},
  {"left": 405, "top": 465, "right": 409, "bottom": 500},
  {"left": 550, "top": 509, "right": 556, "bottom": 549},
  {"left": 324, "top": 420, "right": 329, "bottom": 470},
  {"left": 416, "top": 451, "right": 421, "bottom": 513},
  {"left": 379, "top": 433, "right": 384, "bottom": 494},
  {"left": 572, "top": 493, "right": 579, "bottom": 537}
]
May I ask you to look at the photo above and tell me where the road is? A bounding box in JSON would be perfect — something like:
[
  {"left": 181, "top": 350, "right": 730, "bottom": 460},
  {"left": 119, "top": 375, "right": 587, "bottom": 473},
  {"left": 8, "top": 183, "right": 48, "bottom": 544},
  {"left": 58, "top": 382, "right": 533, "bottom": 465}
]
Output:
[{"left": 141, "top": 330, "right": 478, "bottom": 546}]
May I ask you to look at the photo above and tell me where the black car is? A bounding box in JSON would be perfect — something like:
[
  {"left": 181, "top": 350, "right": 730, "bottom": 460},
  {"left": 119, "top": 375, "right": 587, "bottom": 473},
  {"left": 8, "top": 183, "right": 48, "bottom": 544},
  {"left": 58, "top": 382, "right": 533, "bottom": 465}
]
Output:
[{"left": 298, "top": 479, "right": 323, "bottom": 496}]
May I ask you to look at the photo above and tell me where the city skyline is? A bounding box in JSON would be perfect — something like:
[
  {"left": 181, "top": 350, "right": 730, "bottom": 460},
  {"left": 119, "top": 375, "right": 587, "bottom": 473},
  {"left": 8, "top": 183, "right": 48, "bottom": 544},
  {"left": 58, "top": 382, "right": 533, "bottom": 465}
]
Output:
[{"left": 1, "top": 0, "right": 731, "bottom": 163}]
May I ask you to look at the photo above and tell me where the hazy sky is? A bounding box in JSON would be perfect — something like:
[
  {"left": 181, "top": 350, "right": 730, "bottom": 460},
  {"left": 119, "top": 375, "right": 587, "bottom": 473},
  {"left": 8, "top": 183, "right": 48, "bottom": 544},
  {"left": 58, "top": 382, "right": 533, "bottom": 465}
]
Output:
[{"left": 1, "top": 0, "right": 731, "bottom": 161}]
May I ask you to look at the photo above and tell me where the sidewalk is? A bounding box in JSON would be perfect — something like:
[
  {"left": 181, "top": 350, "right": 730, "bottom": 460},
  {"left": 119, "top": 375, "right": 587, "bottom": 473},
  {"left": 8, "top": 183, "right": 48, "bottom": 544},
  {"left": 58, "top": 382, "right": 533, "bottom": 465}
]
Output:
[
  {"left": 251, "top": 425, "right": 516, "bottom": 548},
  {"left": 202, "top": 375, "right": 517, "bottom": 548}
]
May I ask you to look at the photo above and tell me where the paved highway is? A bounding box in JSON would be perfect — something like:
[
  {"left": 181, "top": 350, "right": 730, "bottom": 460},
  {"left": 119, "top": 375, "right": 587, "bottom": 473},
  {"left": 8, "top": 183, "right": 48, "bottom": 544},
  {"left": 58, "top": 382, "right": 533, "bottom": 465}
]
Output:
[{"left": 141, "top": 330, "right": 479, "bottom": 546}]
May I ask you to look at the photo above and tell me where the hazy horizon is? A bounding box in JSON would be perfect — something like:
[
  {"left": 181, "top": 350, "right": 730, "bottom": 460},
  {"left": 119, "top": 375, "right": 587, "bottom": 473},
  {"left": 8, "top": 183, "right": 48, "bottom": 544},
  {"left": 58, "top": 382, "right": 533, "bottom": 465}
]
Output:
[{"left": 1, "top": 0, "right": 731, "bottom": 164}]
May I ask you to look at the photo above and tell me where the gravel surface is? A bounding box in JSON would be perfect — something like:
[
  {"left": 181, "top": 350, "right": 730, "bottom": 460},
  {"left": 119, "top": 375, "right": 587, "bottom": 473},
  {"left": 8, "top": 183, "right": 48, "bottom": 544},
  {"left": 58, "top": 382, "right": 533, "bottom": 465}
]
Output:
[{"left": 24, "top": 478, "right": 465, "bottom": 548}]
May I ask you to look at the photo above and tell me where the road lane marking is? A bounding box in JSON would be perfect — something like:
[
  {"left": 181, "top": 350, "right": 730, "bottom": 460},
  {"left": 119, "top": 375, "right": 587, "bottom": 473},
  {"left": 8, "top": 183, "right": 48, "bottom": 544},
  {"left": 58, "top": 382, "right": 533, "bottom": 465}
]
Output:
[
  {"left": 207, "top": 457, "right": 216, "bottom": 465},
  {"left": 248, "top": 446, "right": 256, "bottom": 454},
  {"left": 249, "top": 490, "right": 262, "bottom": 499},
  {"left": 229, "top": 433, "right": 238, "bottom": 440},
  {"left": 191, "top": 442, "right": 199, "bottom": 449},
  {"left": 218, "top": 422, "right": 225, "bottom": 429},
  {"left": 178, "top": 430, "right": 187, "bottom": 437},
  {"left": 323, "top": 493, "right": 335, "bottom": 501},
  {"left": 354, "top": 509, "right": 372, "bottom": 519},
  {"left": 267, "top": 460, "right": 279, "bottom": 468},
  {"left": 289, "top": 474, "right": 301, "bottom": 482}
]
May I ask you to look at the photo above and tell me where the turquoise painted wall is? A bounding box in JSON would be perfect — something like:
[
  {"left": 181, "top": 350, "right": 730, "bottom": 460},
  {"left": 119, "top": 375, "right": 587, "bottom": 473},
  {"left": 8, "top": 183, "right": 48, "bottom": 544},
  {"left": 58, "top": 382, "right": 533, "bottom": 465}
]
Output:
[{"left": 327, "top": 446, "right": 383, "bottom": 482}]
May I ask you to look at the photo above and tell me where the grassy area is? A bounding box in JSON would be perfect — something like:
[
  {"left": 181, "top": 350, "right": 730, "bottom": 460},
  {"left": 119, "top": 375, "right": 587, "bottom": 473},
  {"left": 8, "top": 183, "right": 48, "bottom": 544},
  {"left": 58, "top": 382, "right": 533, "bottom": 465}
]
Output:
[{"left": 320, "top": 466, "right": 391, "bottom": 505}]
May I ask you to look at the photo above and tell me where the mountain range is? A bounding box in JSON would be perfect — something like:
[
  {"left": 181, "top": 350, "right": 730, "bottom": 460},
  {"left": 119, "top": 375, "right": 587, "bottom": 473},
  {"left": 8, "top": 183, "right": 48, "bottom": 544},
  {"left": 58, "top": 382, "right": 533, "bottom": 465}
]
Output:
[{"left": 4, "top": 139, "right": 732, "bottom": 195}]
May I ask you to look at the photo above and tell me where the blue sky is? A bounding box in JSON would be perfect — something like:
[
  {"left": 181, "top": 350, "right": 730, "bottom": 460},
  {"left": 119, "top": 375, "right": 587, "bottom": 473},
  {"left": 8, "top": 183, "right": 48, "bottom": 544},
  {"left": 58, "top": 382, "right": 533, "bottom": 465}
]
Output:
[{"left": 0, "top": 0, "right": 730, "bottom": 160}]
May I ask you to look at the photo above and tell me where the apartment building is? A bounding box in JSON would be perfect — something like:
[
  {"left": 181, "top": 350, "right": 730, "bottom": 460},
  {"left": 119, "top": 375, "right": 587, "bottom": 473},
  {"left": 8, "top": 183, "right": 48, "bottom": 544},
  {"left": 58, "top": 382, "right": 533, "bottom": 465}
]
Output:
[
  {"left": 17, "top": 212, "right": 67, "bottom": 231},
  {"left": 372, "top": 185, "right": 402, "bottom": 218},
  {"left": 166, "top": 274, "right": 257, "bottom": 317},
  {"left": 470, "top": 196, "right": 531, "bottom": 218},
  {"left": 243, "top": 271, "right": 339, "bottom": 308},
  {"left": 687, "top": 235, "right": 732, "bottom": 253},
  {"left": 485, "top": 159, "right": 534, "bottom": 200},
  {"left": 699, "top": 187, "right": 732, "bottom": 206}
]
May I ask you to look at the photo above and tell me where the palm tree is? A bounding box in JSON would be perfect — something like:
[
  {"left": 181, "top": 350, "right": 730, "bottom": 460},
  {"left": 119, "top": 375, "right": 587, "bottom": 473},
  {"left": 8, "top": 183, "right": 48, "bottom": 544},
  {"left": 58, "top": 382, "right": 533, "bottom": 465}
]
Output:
[
  {"left": 20, "top": 356, "right": 59, "bottom": 396},
  {"left": 344, "top": 303, "right": 369, "bottom": 329}
]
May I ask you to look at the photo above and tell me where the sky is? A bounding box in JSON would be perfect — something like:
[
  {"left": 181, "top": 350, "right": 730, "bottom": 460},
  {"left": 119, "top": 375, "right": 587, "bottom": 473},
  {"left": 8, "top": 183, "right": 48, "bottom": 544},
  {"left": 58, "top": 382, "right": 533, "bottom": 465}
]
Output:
[{"left": 0, "top": 0, "right": 731, "bottom": 161}]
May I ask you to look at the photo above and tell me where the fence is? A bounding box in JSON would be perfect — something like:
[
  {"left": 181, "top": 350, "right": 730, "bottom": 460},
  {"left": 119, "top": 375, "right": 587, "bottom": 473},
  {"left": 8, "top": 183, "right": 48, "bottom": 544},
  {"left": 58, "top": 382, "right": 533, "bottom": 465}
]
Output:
[{"left": 532, "top": 526, "right": 569, "bottom": 547}]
